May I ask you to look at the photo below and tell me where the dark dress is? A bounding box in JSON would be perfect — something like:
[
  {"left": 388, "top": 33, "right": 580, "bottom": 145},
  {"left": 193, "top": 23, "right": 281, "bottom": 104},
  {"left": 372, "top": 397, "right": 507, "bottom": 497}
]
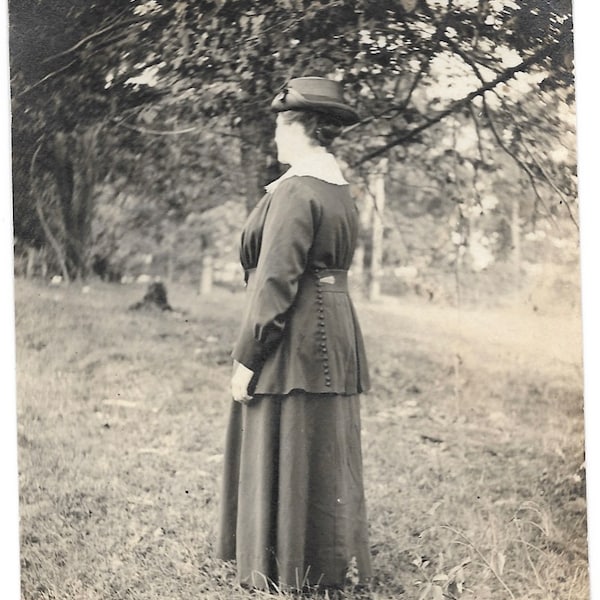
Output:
[{"left": 216, "top": 175, "right": 371, "bottom": 590}]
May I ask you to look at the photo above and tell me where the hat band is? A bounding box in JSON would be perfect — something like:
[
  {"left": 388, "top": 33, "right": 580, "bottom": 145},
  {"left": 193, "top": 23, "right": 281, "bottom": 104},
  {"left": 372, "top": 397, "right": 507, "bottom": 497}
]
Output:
[
  {"left": 277, "top": 88, "right": 354, "bottom": 113},
  {"left": 272, "top": 84, "right": 360, "bottom": 124}
]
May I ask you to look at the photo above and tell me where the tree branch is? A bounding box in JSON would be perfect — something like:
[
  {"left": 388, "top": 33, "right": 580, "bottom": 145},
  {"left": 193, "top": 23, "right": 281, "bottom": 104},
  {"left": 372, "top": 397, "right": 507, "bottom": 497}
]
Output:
[
  {"left": 352, "top": 26, "right": 569, "bottom": 167},
  {"left": 481, "top": 96, "right": 558, "bottom": 228},
  {"left": 467, "top": 103, "right": 485, "bottom": 209},
  {"left": 15, "top": 8, "right": 170, "bottom": 98},
  {"left": 30, "top": 142, "right": 71, "bottom": 282},
  {"left": 344, "top": 4, "right": 453, "bottom": 135},
  {"left": 521, "top": 139, "right": 579, "bottom": 229},
  {"left": 441, "top": 33, "right": 502, "bottom": 80},
  {"left": 399, "top": 0, "right": 454, "bottom": 111},
  {"left": 41, "top": 14, "right": 158, "bottom": 65},
  {"left": 15, "top": 60, "right": 78, "bottom": 98},
  {"left": 442, "top": 30, "right": 577, "bottom": 228},
  {"left": 113, "top": 119, "right": 250, "bottom": 143}
]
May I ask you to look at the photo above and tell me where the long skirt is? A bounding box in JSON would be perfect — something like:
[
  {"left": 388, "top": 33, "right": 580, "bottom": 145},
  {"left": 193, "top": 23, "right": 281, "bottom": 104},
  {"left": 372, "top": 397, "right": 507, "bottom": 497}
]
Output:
[{"left": 216, "top": 392, "right": 372, "bottom": 591}]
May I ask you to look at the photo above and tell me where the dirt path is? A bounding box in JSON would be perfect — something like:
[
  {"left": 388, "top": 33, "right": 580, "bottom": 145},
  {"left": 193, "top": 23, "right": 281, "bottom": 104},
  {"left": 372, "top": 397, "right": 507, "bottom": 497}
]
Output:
[{"left": 361, "top": 295, "right": 584, "bottom": 379}]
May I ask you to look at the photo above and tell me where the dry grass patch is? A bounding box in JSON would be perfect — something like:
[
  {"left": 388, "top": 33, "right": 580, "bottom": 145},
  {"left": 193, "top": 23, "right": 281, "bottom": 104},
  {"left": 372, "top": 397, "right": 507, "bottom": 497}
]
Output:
[{"left": 15, "top": 279, "right": 588, "bottom": 599}]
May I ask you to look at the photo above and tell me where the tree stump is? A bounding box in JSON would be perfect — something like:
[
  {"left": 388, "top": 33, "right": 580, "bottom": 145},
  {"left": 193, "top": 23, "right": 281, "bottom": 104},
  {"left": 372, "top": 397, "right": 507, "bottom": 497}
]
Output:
[{"left": 129, "top": 282, "right": 172, "bottom": 311}]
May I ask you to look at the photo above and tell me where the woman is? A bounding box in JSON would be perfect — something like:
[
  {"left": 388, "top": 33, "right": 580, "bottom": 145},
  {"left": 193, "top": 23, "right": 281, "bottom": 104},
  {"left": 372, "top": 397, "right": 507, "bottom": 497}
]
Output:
[{"left": 217, "top": 77, "right": 371, "bottom": 592}]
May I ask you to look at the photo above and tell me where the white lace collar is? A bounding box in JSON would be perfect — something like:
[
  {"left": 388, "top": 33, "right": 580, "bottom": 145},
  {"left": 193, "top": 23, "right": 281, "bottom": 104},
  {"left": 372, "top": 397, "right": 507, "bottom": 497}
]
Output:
[{"left": 265, "top": 151, "right": 348, "bottom": 194}]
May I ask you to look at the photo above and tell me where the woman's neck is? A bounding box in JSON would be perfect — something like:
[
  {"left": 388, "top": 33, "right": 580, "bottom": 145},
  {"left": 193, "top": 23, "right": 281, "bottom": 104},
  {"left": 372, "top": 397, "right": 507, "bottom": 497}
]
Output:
[{"left": 287, "top": 145, "right": 327, "bottom": 167}]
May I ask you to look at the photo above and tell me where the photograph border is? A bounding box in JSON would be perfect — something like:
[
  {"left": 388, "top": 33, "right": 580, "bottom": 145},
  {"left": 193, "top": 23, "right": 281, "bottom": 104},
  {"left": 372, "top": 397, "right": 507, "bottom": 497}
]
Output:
[{"left": 1, "top": 1, "right": 598, "bottom": 598}]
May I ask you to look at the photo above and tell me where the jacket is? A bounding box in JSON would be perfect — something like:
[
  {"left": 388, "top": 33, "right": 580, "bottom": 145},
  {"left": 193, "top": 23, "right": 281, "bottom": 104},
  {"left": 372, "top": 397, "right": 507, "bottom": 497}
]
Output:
[{"left": 232, "top": 175, "right": 370, "bottom": 395}]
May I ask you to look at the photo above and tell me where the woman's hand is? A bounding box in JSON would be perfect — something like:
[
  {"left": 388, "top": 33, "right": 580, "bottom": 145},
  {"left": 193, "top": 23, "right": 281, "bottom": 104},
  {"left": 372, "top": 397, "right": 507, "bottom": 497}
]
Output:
[{"left": 231, "top": 360, "right": 255, "bottom": 404}]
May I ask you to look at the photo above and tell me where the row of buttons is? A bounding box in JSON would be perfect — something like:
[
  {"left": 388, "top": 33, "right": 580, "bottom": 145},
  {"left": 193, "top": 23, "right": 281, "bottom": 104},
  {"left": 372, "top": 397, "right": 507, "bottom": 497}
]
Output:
[{"left": 314, "top": 275, "right": 331, "bottom": 387}]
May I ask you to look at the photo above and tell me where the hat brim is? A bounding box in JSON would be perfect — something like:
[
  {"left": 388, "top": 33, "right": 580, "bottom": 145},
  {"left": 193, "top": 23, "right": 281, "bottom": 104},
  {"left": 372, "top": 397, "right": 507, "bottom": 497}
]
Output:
[{"left": 271, "top": 89, "right": 360, "bottom": 125}]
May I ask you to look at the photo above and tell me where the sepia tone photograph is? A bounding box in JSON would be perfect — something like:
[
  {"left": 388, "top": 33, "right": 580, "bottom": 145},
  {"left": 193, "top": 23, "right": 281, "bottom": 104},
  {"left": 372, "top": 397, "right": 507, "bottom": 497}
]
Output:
[{"left": 4, "top": 0, "right": 595, "bottom": 598}]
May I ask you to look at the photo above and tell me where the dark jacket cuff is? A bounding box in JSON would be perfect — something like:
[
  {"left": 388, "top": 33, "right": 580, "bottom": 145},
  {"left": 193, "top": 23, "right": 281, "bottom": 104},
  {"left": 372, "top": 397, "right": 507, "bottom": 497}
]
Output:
[{"left": 231, "top": 333, "right": 266, "bottom": 372}]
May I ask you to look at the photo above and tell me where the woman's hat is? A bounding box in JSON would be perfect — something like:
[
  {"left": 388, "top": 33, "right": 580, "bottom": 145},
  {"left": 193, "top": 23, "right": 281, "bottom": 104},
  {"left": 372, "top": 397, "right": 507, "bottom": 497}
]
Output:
[{"left": 270, "top": 77, "right": 360, "bottom": 125}]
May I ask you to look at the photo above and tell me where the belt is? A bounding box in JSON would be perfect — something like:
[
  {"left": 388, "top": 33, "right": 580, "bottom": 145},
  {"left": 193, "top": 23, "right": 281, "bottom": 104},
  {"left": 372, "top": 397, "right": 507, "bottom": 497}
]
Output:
[{"left": 244, "top": 268, "right": 349, "bottom": 292}]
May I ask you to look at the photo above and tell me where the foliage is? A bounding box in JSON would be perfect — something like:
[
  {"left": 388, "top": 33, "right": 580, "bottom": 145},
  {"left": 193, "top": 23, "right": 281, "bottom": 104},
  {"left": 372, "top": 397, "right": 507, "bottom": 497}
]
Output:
[{"left": 8, "top": 0, "right": 577, "bottom": 282}]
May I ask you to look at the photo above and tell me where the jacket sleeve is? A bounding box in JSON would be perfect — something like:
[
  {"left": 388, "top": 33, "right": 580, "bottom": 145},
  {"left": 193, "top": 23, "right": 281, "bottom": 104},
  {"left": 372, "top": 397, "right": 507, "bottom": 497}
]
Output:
[{"left": 232, "top": 178, "right": 319, "bottom": 371}]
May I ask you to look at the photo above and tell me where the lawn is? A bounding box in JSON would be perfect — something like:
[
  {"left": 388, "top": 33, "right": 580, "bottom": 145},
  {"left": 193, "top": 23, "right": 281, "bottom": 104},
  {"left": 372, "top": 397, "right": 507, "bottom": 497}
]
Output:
[{"left": 14, "top": 278, "right": 588, "bottom": 599}]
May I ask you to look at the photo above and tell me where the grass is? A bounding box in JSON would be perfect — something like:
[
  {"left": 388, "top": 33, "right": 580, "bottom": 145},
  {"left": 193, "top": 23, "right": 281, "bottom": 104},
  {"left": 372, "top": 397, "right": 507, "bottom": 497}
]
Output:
[{"left": 15, "top": 278, "right": 588, "bottom": 599}]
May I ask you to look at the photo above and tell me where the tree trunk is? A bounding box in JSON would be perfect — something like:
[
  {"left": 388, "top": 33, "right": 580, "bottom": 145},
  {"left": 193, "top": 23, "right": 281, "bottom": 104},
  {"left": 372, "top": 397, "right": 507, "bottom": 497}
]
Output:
[
  {"left": 352, "top": 244, "right": 365, "bottom": 293},
  {"left": 368, "top": 160, "right": 388, "bottom": 301},
  {"left": 40, "top": 250, "right": 48, "bottom": 278},
  {"left": 511, "top": 197, "right": 521, "bottom": 287},
  {"left": 354, "top": 183, "right": 372, "bottom": 295},
  {"left": 50, "top": 126, "right": 101, "bottom": 280},
  {"left": 72, "top": 125, "right": 101, "bottom": 279},
  {"left": 166, "top": 252, "right": 174, "bottom": 283},
  {"left": 52, "top": 132, "right": 77, "bottom": 276},
  {"left": 200, "top": 254, "right": 213, "bottom": 295},
  {"left": 239, "top": 117, "right": 279, "bottom": 212},
  {"left": 26, "top": 247, "right": 36, "bottom": 279},
  {"left": 35, "top": 197, "right": 70, "bottom": 283}
]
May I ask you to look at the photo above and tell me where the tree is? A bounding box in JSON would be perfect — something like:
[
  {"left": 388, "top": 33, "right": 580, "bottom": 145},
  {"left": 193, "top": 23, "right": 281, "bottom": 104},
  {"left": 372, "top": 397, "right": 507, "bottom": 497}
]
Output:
[
  {"left": 10, "top": 0, "right": 162, "bottom": 277},
  {"left": 9, "top": 0, "right": 576, "bottom": 281}
]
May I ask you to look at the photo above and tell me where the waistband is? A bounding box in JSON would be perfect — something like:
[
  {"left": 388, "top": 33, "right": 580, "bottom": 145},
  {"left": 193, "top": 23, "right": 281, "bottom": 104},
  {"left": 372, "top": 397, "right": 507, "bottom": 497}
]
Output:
[{"left": 244, "top": 268, "right": 349, "bottom": 291}]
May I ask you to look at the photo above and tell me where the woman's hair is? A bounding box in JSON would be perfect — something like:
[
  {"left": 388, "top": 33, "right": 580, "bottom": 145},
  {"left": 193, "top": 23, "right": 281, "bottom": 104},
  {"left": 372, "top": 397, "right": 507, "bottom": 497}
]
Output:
[{"left": 279, "top": 110, "right": 344, "bottom": 148}]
